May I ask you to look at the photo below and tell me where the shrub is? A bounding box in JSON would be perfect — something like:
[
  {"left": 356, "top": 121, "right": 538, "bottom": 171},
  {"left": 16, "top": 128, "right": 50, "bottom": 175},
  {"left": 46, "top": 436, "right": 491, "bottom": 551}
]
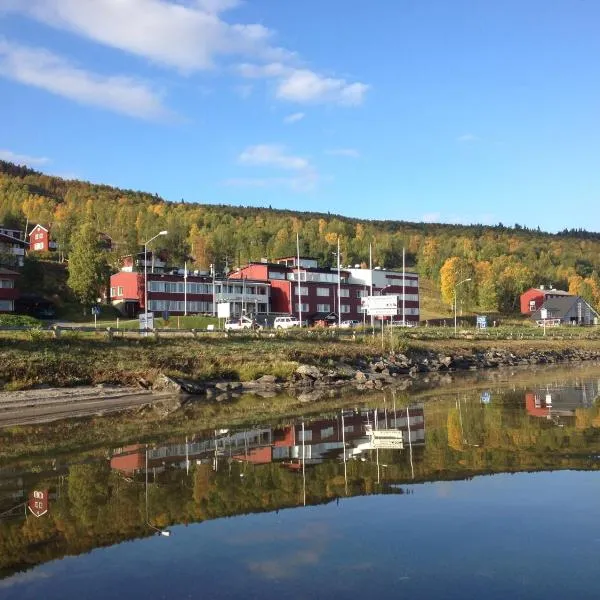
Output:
[{"left": 0, "top": 314, "right": 42, "bottom": 327}]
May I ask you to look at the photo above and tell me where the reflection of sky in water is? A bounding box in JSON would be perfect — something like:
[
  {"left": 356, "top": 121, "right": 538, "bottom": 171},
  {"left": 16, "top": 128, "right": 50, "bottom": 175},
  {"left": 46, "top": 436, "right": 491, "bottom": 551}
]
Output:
[{"left": 4, "top": 470, "right": 600, "bottom": 600}]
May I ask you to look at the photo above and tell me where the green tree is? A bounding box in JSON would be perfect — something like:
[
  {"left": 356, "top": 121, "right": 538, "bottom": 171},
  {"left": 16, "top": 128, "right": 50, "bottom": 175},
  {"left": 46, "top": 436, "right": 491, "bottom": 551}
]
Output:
[{"left": 67, "top": 222, "right": 108, "bottom": 308}]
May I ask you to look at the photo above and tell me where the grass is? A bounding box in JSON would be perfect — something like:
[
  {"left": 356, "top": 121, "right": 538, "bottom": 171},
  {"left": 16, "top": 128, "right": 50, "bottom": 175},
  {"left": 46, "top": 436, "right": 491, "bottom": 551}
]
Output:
[{"left": 1, "top": 327, "right": 600, "bottom": 390}]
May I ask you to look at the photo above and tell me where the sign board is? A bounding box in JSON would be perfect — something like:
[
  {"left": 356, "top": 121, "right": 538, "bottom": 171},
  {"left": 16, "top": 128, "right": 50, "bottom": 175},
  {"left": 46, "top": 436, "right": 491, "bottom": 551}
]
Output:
[
  {"left": 91, "top": 305, "right": 101, "bottom": 316},
  {"left": 217, "top": 302, "right": 231, "bottom": 319},
  {"left": 28, "top": 489, "right": 49, "bottom": 518},
  {"left": 139, "top": 313, "right": 154, "bottom": 330},
  {"left": 540, "top": 308, "right": 548, "bottom": 320},
  {"left": 361, "top": 295, "right": 399, "bottom": 316},
  {"left": 480, "top": 391, "right": 491, "bottom": 404},
  {"left": 476, "top": 316, "right": 487, "bottom": 329}
]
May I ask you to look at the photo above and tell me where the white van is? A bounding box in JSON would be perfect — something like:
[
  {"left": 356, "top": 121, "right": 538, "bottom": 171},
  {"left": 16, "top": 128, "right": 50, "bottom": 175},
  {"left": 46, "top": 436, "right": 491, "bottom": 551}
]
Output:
[{"left": 273, "top": 316, "right": 301, "bottom": 329}]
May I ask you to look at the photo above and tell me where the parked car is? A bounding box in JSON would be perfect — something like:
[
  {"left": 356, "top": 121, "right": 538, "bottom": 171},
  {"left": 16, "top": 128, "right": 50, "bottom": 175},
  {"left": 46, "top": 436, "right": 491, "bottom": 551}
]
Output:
[
  {"left": 339, "top": 319, "right": 360, "bottom": 328},
  {"left": 273, "top": 316, "right": 301, "bottom": 329},
  {"left": 224, "top": 316, "right": 261, "bottom": 331}
]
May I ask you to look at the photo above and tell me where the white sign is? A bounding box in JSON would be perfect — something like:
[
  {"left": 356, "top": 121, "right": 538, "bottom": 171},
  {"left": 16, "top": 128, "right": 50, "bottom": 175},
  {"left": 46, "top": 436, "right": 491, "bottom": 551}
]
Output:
[
  {"left": 540, "top": 308, "right": 548, "bottom": 320},
  {"left": 361, "top": 295, "right": 399, "bottom": 316},
  {"left": 139, "top": 313, "right": 154, "bottom": 330},
  {"left": 217, "top": 302, "right": 231, "bottom": 319}
]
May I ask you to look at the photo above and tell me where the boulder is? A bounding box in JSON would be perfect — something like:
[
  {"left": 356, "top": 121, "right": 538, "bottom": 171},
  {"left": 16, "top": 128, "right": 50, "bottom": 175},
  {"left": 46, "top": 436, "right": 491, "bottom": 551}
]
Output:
[{"left": 295, "top": 365, "right": 322, "bottom": 379}]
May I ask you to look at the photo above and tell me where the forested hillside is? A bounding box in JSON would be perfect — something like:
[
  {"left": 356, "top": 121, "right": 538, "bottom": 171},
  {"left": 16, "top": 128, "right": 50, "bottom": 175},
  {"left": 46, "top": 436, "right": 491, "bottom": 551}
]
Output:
[{"left": 2, "top": 160, "right": 600, "bottom": 313}]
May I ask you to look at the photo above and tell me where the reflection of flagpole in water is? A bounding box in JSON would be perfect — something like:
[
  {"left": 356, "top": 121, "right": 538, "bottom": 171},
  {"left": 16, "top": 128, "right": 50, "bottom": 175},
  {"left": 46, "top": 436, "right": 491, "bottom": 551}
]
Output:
[
  {"left": 341, "top": 411, "right": 348, "bottom": 495},
  {"left": 406, "top": 405, "right": 414, "bottom": 480},
  {"left": 145, "top": 446, "right": 149, "bottom": 523},
  {"left": 301, "top": 421, "right": 306, "bottom": 506},
  {"left": 457, "top": 397, "right": 465, "bottom": 443},
  {"left": 185, "top": 436, "right": 189, "bottom": 476}
]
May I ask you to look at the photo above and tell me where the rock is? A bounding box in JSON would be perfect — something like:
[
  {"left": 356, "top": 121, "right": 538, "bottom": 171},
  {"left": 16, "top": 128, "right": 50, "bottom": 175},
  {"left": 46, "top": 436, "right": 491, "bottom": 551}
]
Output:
[
  {"left": 215, "top": 382, "right": 230, "bottom": 391},
  {"left": 256, "top": 374, "right": 278, "bottom": 384},
  {"left": 298, "top": 390, "right": 325, "bottom": 403},
  {"left": 152, "top": 374, "right": 185, "bottom": 393},
  {"left": 355, "top": 371, "right": 368, "bottom": 383},
  {"left": 295, "top": 365, "right": 322, "bottom": 379}
]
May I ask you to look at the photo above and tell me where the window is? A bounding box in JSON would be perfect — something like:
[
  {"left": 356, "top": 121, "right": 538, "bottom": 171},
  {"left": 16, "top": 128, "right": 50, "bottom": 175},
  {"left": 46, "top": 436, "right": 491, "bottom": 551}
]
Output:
[
  {"left": 316, "top": 303, "right": 330, "bottom": 312},
  {"left": 0, "top": 279, "right": 14, "bottom": 289},
  {"left": 297, "top": 286, "right": 308, "bottom": 296},
  {"left": 268, "top": 270, "right": 286, "bottom": 280},
  {"left": 34, "top": 242, "right": 44, "bottom": 250},
  {"left": 529, "top": 300, "right": 536, "bottom": 311},
  {"left": 298, "top": 429, "right": 312, "bottom": 442},
  {"left": 117, "top": 286, "right": 124, "bottom": 296},
  {"left": 295, "top": 303, "right": 309, "bottom": 313},
  {"left": 340, "top": 304, "right": 351, "bottom": 313},
  {"left": 355, "top": 289, "right": 366, "bottom": 298},
  {"left": 344, "top": 425, "right": 354, "bottom": 433},
  {"left": 317, "top": 287, "right": 330, "bottom": 296},
  {"left": 110, "top": 287, "right": 116, "bottom": 297},
  {"left": 0, "top": 299, "right": 13, "bottom": 311},
  {"left": 339, "top": 288, "right": 349, "bottom": 297},
  {"left": 321, "top": 427, "right": 334, "bottom": 439}
]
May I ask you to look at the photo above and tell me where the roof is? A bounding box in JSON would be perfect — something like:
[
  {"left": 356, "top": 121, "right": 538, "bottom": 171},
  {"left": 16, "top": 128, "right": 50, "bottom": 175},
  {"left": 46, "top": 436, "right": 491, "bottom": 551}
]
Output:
[
  {"left": 28, "top": 224, "right": 49, "bottom": 235},
  {"left": 529, "top": 288, "right": 572, "bottom": 296},
  {"left": 0, "top": 232, "right": 28, "bottom": 246},
  {"left": 531, "top": 296, "right": 600, "bottom": 320},
  {"left": 0, "top": 267, "right": 20, "bottom": 276}
]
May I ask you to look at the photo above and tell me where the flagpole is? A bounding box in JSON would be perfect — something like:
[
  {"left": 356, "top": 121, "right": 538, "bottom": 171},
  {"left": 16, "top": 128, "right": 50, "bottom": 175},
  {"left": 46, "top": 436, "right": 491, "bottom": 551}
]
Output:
[
  {"left": 297, "top": 232, "right": 302, "bottom": 327},
  {"left": 370, "top": 242, "right": 374, "bottom": 335},
  {"left": 337, "top": 236, "right": 341, "bottom": 328},
  {"left": 184, "top": 261, "right": 188, "bottom": 316}
]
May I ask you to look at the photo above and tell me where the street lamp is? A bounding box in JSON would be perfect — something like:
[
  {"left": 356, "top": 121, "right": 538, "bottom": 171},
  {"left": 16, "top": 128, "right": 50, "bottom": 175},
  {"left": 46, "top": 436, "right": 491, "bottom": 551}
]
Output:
[
  {"left": 144, "top": 231, "right": 168, "bottom": 329},
  {"left": 145, "top": 446, "right": 172, "bottom": 538},
  {"left": 454, "top": 278, "right": 472, "bottom": 334}
]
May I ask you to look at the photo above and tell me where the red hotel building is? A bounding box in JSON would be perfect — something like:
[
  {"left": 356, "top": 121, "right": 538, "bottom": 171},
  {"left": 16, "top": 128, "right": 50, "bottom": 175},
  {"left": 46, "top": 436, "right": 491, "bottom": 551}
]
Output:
[
  {"left": 109, "top": 270, "right": 270, "bottom": 317},
  {"left": 230, "top": 256, "right": 420, "bottom": 324}
]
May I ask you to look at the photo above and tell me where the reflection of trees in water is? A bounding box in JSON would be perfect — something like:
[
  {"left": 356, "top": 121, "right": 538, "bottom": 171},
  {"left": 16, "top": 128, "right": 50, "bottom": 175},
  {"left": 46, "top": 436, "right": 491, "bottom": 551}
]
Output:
[{"left": 5, "top": 390, "right": 600, "bottom": 577}]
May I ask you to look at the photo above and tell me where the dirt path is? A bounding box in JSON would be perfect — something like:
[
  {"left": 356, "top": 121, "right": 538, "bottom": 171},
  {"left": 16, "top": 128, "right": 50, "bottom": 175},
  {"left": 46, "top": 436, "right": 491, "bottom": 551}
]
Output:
[{"left": 0, "top": 386, "right": 172, "bottom": 427}]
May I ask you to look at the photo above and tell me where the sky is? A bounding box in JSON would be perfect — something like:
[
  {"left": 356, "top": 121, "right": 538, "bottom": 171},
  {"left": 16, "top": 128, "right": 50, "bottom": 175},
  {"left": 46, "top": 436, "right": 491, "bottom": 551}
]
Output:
[{"left": 1, "top": 0, "right": 599, "bottom": 233}]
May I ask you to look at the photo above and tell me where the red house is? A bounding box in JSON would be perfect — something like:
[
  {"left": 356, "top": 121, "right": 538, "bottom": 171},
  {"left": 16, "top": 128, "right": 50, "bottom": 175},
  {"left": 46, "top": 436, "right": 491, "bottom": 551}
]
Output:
[
  {"left": 520, "top": 286, "right": 573, "bottom": 314},
  {"left": 0, "top": 267, "right": 20, "bottom": 313},
  {"left": 28, "top": 224, "right": 57, "bottom": 252}
]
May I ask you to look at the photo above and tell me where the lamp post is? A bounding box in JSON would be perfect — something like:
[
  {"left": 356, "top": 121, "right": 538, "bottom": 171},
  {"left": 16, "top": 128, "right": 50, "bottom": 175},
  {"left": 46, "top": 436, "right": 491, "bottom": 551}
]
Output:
[
  {"left": 454, "top": 278, "right": 472, "bottom": 335},
  {"left": 144, "top": 231, "right": 168, "bottom": 330},
  {"left": 145, "top": 446, "right": 172, "bottom": 537}
]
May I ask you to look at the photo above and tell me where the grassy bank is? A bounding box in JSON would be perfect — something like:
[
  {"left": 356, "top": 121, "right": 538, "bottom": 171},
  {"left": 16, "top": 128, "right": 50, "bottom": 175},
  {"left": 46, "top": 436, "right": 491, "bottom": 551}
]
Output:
[{"left": 2, "top": 329, "right": 600, "bottom": 390}]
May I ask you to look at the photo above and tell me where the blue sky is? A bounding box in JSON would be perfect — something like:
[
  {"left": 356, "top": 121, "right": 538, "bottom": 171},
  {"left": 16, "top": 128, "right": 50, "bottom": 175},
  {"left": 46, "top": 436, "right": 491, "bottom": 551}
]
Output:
[{"left": 1, "top": 0, "right": 599, "bottom": 233}]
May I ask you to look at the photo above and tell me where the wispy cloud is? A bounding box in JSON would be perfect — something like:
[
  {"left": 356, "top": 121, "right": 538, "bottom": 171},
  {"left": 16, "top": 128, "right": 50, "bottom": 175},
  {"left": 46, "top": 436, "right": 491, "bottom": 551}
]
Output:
[
  {"left": 234, "top": 143, "right": 318, "bottom": 191},
  {"left": 284, "top": 112, "right": 305, "bottom": 124},
  {"left": 326, "top": 148, "right": 360, "bottom": 158},
  {"left": 276, "top": 69, "right": 369, "bottom": 106},
  {"left": 5, "top": 0, "right": 288, "bottom": 73},
  {"left": 0, "top": 148, "right": 49, "bottom": 166},
  {"left": 3, "top": 1, "right": 368, "bottom": 110},
  {"left": 0, "top": 38, "right": 170, "bottom": 120},
  {"left": 239, "top": 144, "right": 310, "bottom": 171},
  {"left": 238, "top": 62, "right": 369, "bottom": 106},
  {"left": 457, "top": 133, "right": 479, "bottom": 143}
]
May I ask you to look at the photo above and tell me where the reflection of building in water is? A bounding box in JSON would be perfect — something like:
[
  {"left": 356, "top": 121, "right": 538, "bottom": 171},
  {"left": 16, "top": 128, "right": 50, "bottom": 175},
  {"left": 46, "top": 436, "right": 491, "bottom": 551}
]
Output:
[
  {"left": 525, "top": 380, "right": 600, "bottom": 421},
  {"left": 109, "top": 406, "right": 425, "bottom": 475}
]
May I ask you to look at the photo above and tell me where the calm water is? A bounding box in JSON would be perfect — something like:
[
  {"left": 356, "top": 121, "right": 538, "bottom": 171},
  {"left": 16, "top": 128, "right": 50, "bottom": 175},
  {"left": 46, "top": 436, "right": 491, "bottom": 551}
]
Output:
[{"left": 2, "top": 365, "right": 600, "bottom": 599}]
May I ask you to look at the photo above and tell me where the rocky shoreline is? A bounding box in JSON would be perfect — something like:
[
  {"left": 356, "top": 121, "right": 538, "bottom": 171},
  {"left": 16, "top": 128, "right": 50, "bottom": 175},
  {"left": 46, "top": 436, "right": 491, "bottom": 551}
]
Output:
[{"left": 150, "top": 346, "right": 600, "bottom": 402}]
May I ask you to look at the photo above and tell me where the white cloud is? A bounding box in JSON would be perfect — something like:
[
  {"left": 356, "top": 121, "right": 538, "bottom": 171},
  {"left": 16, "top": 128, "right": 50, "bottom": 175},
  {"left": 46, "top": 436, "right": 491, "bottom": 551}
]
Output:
[
  {"left": 457, "top": 133, "right": 479, "bottom": 143},
  {"left": 236, "top": 143, "right": 318, "bottom": 191},
  {"left": 284, "top": 112, "right": 305, "bottom": 124},
  {"left": 5, "top": 0, "right": 288, "bottom": 72},
  {"left": 276, "top": 69, "right": 369, "bottom": 106},
  {"left": 326, "top": 148, "right": 360, "bottom": 158},
  {"left": 0, "top": 38, "right": 170, "bottom": 120},
  {"left": 0, "top": 149, "right": 49, "bottom": 166},
  {"left": 239, "top": 144, "right": 310, "bottom": 171},
  {"left": 2, "top": 1, "right": 368, "bottom": 108},
  {"left": 238, "top": 62, "right": 369, "bottom": 106}
]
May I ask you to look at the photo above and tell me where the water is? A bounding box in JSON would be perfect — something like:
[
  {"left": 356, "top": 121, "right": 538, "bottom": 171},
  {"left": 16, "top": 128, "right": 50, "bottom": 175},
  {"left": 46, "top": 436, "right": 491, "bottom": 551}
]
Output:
[{"left": 2, "top": 364, "right": 600, "bottom": 599}]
